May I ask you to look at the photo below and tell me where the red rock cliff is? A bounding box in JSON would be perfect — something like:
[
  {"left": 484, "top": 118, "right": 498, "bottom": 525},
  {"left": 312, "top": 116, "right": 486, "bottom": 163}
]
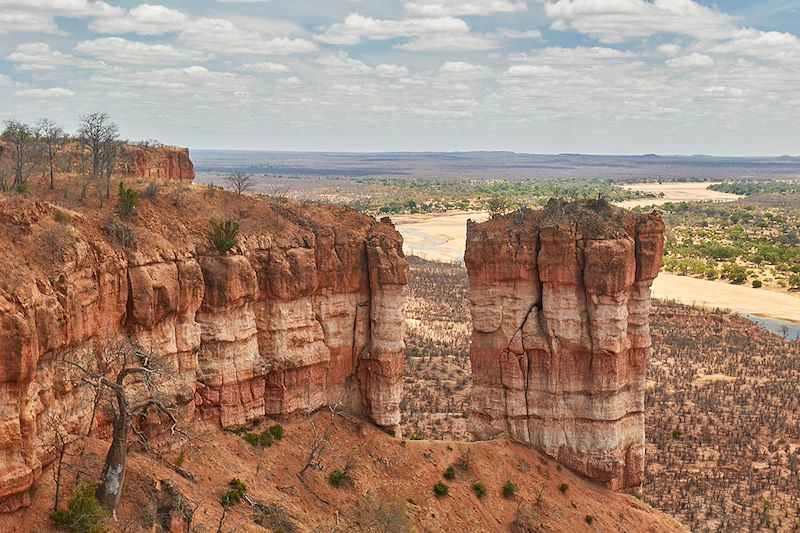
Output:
[
  {"left": 465, "top": 200, "right": 664, "bottom": 492},
  {"left": 0, "top": 192, "right": 406, "bottom": 511},
  {"left": 116, "top": 145, "right": 195, "bottom": 181}
]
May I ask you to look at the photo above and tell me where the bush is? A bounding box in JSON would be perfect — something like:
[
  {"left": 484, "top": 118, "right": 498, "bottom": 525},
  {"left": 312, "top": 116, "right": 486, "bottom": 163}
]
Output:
[
  {"left": 141, "top": 182, "right": 160, "bottom": 200},
  {"left": 243, "top": 430, "right": 273, "bottom": 448},
  {"left": 175, "top": 450, "right": 185, "bottom": 467},
  {"left": 15, "top": 182, "right": 30, "bottom": 194},
  {"left": 220, "top": 478, "right": 247, "bottom": 509},
  {"left": 558, "top": 483, "right": 569, "bottom": 494},
  {"left": 268, "top": 424, "right": 284, "bottom": 441},
  {"left": 443, "top": 465, "right": 456, "bottom": 481},
  {"left": 585, "top": 515, "right": 594, "bottom": 525},
  {"left": 117, "top": 182, "right": 140, "bottom": 218},
  {"left": 502, "top": 480, "right": 519, "bottom": 498},
  {"left": 49, "top": 483, "right": 109, "bottom": 533},
  {"left": 433, "top": 481, "right": 449, "bottom": 497},
  {"left": 672, "top": 428, "right": 682, "bottom": 439},
  {"left": 329, "top": 470, "right": 346, "bottom": 488},
  {"left": 208, "top": 219, "right": 240, "bottom": 254},
  {"left": 472, "top": 482, "right": 487, "bottom": 499},
  {"left": 408, "top": 434, "right": 422, "bottom": 441},
  {"left": 752, "top": 279, "right": 762, "bottom": 288}
]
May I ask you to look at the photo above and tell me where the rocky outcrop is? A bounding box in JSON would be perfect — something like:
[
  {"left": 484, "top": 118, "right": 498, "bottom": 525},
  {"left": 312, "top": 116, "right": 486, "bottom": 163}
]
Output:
[
  {"left": 465, "top": 200, "right": 664, "bottom": 492},
  {"left": 0, "top": 195, "right": 406, "bottom": 510},
  {"left": 117, "top": 145, "right": 195, "bottom": 181}
]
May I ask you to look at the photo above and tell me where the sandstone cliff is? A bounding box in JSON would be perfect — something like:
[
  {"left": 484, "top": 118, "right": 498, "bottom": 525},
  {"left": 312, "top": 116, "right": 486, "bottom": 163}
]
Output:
[
  {"left": 0, "top": 190, "right": 406, "bottom": 510},
  {"left": 465, "top": 199, "right": 664, "bottom": 492},
  {"left": 116, "top": 145, "right": 195, "bottom": 181}
]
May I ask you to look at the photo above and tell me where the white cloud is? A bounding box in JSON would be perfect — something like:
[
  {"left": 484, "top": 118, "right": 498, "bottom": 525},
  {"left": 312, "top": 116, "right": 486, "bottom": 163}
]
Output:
[
  {"left": 316, "top": 13, "right": 470, "bottom": 45},
  {"left": 0, "top": 12, "right": 61, "bottom": 34},
  {"left": 0, "top": 0, "right": 121, "bottom": 17},
  {"left": 316, "top": 51, "right": 372, "bottom": 75},
  {"left": 375, "top": 64, "right": 410, "bottom": 78},
  {"left": 544, "top": 0, "right": 736, "bottom": 43},
  {"left": 7, "top": 42, "right": 104, "bottom": 71},
  {"left": 16, "top": 87, "right": 75, "bottom": 98},
  {"left": 75, "top": 37, "right": 206, "bottom": 64},
  {"left": 396, "top": 33, "right": 499, "bottom": 51},
  {"left": 666, "top": 53, "right": 714, "bottom": 68},
  {"left": 179, "top": 18, "right": 317, "bottom": 55},
  {"left": 89, "top": 4, "right": 190, "bottom": 35},
  {"left": 439, "top": 61, "right": 492, "bottom": 78},
  {"left": 505, "top": 64, "right": 566, "bottom": 76},
  {"left": 238, "top": 61, "right": 290, "bottom": 73},
  {"left": 404, "top": 0, "right": 528, "bottom": 17}
]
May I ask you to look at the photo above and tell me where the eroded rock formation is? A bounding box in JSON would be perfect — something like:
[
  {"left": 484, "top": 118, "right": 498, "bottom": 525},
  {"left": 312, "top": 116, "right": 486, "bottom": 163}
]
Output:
[
  {"left": 0, "top": 195, "right": 406, "bottom": 510},
  {"left": 465, "top": 200, "right": 664, "bottom": 491},
  {"left": 117, "top": 145, "right": 195, "bottom": 181}
]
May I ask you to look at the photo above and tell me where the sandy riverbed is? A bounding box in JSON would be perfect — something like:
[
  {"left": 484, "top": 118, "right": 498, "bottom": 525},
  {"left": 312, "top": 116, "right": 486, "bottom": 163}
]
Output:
[
  {"left": 617, "top": 182, "right": 741, "bottom": 208},
  {"left": 393, "top": 183, "right": 798, "bottom": 325}
]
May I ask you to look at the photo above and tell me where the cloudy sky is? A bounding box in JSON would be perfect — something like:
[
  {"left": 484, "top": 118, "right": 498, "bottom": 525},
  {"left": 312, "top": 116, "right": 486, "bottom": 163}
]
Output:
[{"left": 1, "top": 0, "right": 799, "bottom": 155}]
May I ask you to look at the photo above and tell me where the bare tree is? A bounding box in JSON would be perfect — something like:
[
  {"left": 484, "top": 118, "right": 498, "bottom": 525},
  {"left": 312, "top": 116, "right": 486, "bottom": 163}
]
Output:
[
  {"left": 63, "top": 339, "right": 181, "bottom": 516},
  {"left": 36, "top": 118, "right": 68, "bottom": 190},
  {"left": 225, "top": 172, "right": 256, "bottom": 196},
  {"left": 1, "top": 119, "right": 38, "bottom": 191},
  {"left": 102, "top": 139, "right": 123, "bottom": 199},
  {"left": 78, "top": 112, "right": 119, "bottom": 192}
]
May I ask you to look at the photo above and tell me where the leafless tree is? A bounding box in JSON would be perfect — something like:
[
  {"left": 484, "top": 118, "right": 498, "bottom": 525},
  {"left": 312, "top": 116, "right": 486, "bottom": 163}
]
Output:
[
  {"left": 1, "top": 119, "right": 38, "bottom": 191},
  {"left": 101, "top": 139, "right": 123, "bottom": 199},
  {"left": 42, "top": 414, "right": 81, "bottom": 512},
  {"left": 225, "top": 172, "right": 256, "bottom": 196},
  {"left": 78, "top": 112, "right": 119, "bottom": 192},
  {"left": 63, "top": 339, "right": 182, "bottom": 516},
  {"left": 36, "top": 118, "right": 68, "bottom": 190}
]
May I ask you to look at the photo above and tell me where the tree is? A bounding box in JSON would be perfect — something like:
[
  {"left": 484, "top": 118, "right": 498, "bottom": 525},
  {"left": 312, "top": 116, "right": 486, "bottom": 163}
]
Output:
[
  {"left": 1, "top": 120, "right": 38, "bottom": 191},
  {"left": 78, "top": 113, "right": 119, "bottom": 194},
  {"left": 225, "top": 172, "right": 256, "bottom": 196},
  {"left": 36, "top": 118, "right": 67, "bottom": 190},
  {"left": 63, "top": 339, "right": 181, "bottom": 516}
]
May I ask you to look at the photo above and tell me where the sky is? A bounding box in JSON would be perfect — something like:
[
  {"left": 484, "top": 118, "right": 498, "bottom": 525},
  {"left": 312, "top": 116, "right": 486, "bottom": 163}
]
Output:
[{"left": 1, "top": 0, "right": 799, "bottom": 155}]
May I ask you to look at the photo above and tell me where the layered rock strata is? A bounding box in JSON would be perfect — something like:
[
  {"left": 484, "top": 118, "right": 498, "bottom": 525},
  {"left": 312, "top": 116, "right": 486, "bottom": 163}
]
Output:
[
  {"left": 116, "top": 145, "right": 196, "bottom": 181},
  {"left": 0, "top": 197, "right": 406, "bottom": 510},
  {"left": 465, "top": 200, "right": 664, "bottom": 491}
]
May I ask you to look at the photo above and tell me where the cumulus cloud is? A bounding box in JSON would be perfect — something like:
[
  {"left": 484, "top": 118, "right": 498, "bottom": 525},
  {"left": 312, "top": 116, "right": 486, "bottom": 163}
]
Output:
[
  {"left": 75, "top": 37, "right": 206, "bottom": 64},
  {"left": 238, "top": 61, "right": 290, "bottom": 73},
  {"left": 666, "top": 53, "right": 714, "bottom": 68},
  {"left": 16, "top": 87, "right": 76, "bottom": 98},
  {"left": 404, "top": 0, "right": 528, "bottom": 17},
  {"left": 543, "top": 0, "right": 736, "bottom": 43},
  {"left": 317, "top": 13, "right": 469, "bottom": 45},
  {"left": 179, "top": 18, "right": 317, "bottom": 55},
  {"left": 89, "top": 4, "right": 190, "bottom": 35}
]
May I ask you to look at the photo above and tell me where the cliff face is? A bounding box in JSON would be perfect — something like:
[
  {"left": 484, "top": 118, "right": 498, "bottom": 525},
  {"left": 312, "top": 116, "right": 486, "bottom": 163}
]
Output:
[
  {"left": 117, "top": 145, "right": 195, "bottom": 181},
  {"left": 465, "top": 200, "right": 664, "bottom": 492},
  {"left": 0, "top": 194, "right": 406, "bottom": 511}
]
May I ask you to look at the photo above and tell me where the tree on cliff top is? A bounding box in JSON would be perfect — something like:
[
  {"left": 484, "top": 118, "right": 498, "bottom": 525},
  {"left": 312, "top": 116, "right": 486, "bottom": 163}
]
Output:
[
  {"left": 225, "top": 171, "right": 256, "bottom": 196},
  {"left": 1, "top": 119, "right": 38, "bottom": 192},
  {"left": 35, "top": 118, "right": 68, "bottom": 191},
  {"left": 78, "top": 113, "right": 119, "bottom": 197}
]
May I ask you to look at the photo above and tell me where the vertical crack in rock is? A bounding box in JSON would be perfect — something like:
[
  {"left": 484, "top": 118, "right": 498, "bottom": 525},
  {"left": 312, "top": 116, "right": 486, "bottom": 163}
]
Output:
[{"left": 466, "top": 200, "right": 664, "bottom": 492}]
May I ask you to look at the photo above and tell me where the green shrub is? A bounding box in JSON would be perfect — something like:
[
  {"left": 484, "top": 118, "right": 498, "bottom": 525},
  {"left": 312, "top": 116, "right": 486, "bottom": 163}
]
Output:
[
  {"left": 49, "top": 483, "right": 109, "bottom": 533},
  {"left": 558, "top": 483, "right": 569, "bottom": 494},
  {"left": 175, "top": 450, "right": 185, "bottom": 467},
  {"left": 268, "top": 424, "right": 284, "bottom": 441},
  {"left": 585, "top": 515, "right": 594, "bottom": 525},
  {"left": 631, "top": 492, "right": 643, "bottom": 500},
  {"left": 472, "top": 482, "right": 487, "bottom": 499},
  {"left": 117, "top": 182, "right": 140, "bottom": 218},
  {"left": 433, "top": 481, "right": 449, "bottom": 497},
  {"left": 329, "top": 470, "right": 346, "bottom": 488},
  {"left": 220, "top": 478, "right": 247, "bottom": 509},
  {"left": 208, "top": 218, "right": 240, "bottom": 254},
  {"left": 409, "top": 434, "right": 422, "bottom": 441},
  {"left": 752, "top": 279, "right": 762, "bottom": 288},
  {"left": 502, "top": 480, "right": 519, "bottom": 498},
  {"left": 443, "top": 465, "right": 456, "bottom": 481},
  {"left": 672, "top": 428, "right": 682, "bottom": 439},
  {"left": 243, "top": 430, "right": 273, "bottom": 448},
  {"left": 15, "top": 182, "right": 30, "bottom": 194}
]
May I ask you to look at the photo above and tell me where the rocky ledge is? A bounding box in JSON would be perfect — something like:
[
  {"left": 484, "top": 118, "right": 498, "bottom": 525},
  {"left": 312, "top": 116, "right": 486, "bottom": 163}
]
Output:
[{"left": 465, "top": 199, "right": 664, "bottom": 492}]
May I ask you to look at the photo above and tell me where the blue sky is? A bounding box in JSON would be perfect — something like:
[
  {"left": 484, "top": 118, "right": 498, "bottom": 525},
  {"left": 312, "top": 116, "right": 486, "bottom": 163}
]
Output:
[{"left": 1, "top": 0, "right": 799, "bottom": 155}]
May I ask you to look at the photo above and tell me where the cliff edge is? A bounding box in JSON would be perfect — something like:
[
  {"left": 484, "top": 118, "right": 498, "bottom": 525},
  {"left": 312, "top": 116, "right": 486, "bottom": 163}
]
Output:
[
  {"left": 0, "top": 189, "right": 406, "bottom": 510},
  {"left": 465, "top": 199, "right": 664, "bottom": 492}
]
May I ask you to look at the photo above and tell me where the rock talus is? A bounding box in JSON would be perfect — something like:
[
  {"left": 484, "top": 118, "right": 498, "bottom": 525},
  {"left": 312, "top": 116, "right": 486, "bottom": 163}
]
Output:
[
  {"left": 0, "top": 200, "right": 406, "bottom": 510},
  {"left": 465, "top": 201, "right": 664, "bottom": 491}
]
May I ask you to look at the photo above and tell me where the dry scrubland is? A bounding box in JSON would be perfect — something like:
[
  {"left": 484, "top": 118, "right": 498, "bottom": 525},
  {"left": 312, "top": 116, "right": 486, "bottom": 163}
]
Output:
[{"left": 402, "top": 256, "right": 800, "bottom": 532}]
